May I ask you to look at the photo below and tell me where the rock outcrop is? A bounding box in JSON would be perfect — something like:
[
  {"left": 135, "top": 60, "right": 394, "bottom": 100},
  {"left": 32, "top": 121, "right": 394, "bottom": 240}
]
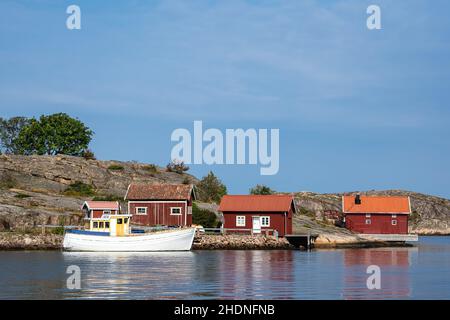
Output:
[{"left": 0, "top": 154, "right": 197, "bottom": 231}]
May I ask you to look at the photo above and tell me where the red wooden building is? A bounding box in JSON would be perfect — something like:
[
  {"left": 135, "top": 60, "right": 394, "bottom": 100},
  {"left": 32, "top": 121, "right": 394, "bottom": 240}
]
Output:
[
  {"left": 343, "top": 195, "right": 411, "bottom": 234},
  {"left": 219, "top": 195, "right": 295, "bottom": 237},
  {"left": 124, "top": 183, "right": 196, "bottom": 227},
  {"left": 82, "top": 201, "right": 120, "bottom": 220}
]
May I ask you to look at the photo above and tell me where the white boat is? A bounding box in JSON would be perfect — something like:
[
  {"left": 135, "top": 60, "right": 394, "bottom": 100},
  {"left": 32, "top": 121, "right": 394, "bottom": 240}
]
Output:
[{"left": 63, "top": 214, "right": 196, "bottom": 252}]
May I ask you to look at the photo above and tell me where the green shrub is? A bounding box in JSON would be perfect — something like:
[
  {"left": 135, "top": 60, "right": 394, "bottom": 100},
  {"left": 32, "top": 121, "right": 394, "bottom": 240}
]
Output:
[
  {"left": 63, "top": 181, "right": 95, "bottom": 196},
  {"left": 92, "top": 194, "right": 122, "bottom": 201},
  {"left": 108, "top": 164, "right": 124, "bottom": 171},
  {"left": 52, "top": 226, "right": 65, "bottom": 235},
  {"left": 0, "top": 174, "right": 16, "bottom": 189},
  {"left": 14, "top": 193, "right": 31, "bottom": 199},
  {"left": 182, "top": 177, "right": 191, "bottom": 185},
  {"left": 249, "top": 184, "right": 275, "bottom": 195},
  {"left": 82, "top": 149, "right": 96, "bottom": 160},
  {"left": 166, "top": 159, "right": 189, "bottom": 174},
  {"left": 192, "top": 203, "right": 218, "bottom": 228},
  {"left": 143, "top": 164, "right": 157, "bottom": 173}
]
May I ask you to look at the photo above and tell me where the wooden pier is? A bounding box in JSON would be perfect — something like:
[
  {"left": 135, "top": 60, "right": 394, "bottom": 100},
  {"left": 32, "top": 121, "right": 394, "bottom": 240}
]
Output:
[
  {"left": 357, "top": 234, "right": 419, "bottom": 242},
  {"left": 285, "top": 234, "right": 319, "bottom": 249}
]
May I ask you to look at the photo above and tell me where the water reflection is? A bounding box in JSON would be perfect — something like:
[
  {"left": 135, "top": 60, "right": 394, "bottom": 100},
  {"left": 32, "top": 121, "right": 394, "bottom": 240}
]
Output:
[
  {"left": 0, "top": 237, "right": 448, "bottom": 300},
  {"left": 343, "top": 247, "right": 418, "bottom": 299},
  {"left": 62, "top": 252, "right": 196, "bottom": 299},
  {"left": 216, "top": 250, "right": 295, "bottom": 299}
]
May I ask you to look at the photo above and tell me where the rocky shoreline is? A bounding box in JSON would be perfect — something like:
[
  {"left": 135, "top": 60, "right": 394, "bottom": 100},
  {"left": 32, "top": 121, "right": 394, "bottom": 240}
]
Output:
[
  {"left": 0, "top": 232, "right": 429, "bottom": 251},
  {"left": 0, "top": 232, "right": 63, "bottom": 250}
]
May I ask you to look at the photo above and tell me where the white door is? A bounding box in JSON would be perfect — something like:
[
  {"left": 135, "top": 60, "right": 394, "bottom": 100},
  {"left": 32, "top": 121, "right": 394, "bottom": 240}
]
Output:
[{"left": 252, "top": 217, "right": 261, "bottom": 234}]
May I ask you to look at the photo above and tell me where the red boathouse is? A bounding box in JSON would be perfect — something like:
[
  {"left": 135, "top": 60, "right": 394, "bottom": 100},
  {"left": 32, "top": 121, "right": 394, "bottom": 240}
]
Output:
[
  {"left": 82, "top": 201, "right": 120, "bottom": 220},
  {"left": 219, "top": 195, "right": 295, "bottom": 237},
  {"left": 124, "top": 183, "right": 196, "bottom": 227},
  {"left": 343, "top": 195, "right": 411, "bottom": 234}
]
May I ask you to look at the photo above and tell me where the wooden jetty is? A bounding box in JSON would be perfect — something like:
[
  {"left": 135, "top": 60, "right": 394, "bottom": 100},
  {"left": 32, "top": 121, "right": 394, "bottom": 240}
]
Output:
[{"left": 285, "top": 234, "right": 319, "bottom": 249}]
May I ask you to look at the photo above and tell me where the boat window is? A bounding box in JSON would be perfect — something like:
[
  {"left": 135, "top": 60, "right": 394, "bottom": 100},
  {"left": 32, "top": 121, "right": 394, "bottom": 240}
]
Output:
[
  {"left": 93, "top": 222, "right": 98, "bottom": 228},
  {"left": 99, "top": 222, "right": 104, "bottom": 229},
  {"left": 117, "top": 219, "right": 123, "bottom": 224},
  {"left": 124, "top": 218, "right": 128, "bottom": 224},
  {"left": 105, "top": 222, "right": 110, "bottom": 228}
]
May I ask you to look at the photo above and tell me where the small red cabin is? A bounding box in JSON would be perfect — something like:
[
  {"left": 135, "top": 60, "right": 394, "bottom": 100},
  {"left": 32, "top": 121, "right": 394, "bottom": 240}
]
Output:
[
  {"left": 343, "top": 195, "right": 411, "bottom": 234},
  {"left": 124, "top": 183, "right": 196, "bottom": 227},
  {"left": 82, "top": 201, "right": 120, "bottom": 220},
  {"left": 219, "top": 195, "right": 295, "bottom": 237}
]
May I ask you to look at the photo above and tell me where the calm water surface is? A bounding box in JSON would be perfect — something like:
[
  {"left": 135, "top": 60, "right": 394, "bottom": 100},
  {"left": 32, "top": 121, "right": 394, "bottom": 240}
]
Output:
[{"left": 0, "top": 236, "right": 449, "bottom": 299}]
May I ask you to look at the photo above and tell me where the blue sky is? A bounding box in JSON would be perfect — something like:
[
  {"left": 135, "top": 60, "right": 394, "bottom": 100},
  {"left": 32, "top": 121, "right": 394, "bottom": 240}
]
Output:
[{"left": 1, "top": 0, "right": 449, "bottom": 197}]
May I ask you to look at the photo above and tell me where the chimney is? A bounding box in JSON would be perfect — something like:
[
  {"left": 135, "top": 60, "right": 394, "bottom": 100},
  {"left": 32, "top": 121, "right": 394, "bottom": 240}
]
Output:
[{"left": 355, "top": 194, "right": 361, "bottom": 205}]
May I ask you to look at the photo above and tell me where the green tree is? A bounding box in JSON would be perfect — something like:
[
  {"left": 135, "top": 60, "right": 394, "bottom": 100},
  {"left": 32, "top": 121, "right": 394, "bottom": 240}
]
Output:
[
  {"left": 0, "top": 117, "right": 31, "bottom": 154},
  {"left": 192, "top": 203, "right": 218, "bottom": 228},
  {"left": 196, "top": 171, "right": 227, "bottom": 203},
  {"left": 16, "top": 113, "right": 93, "bottom": 156},
  {"left": 249, "top": 184, "right": 275, "bottom": 195}
]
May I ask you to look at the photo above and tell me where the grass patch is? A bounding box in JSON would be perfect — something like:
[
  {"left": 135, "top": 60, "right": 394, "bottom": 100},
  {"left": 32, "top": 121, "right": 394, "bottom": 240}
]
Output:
[
  {"left": 14, "top": 193, "right": 31, "bottom": 199},
  {"left": 0, "top": 174, "right": 16, "bottom": 189},
  {"left": 92, "top": 195, "right": 123, "bottom": 201},
  {"left": 299, "top": 207, "right": 316, "bottom": 218},
  {"left": 143, "top": 164, "right": 158, "bottom": 173},
  {"left": 108, "top": 164, "right": 124, "bottom": 171},
  {"left": 63, "top": 181, "right": 95, "bottom": 197}
]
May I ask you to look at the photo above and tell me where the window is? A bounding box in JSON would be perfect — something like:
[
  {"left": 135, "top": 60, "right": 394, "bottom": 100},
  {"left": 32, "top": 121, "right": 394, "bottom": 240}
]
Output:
[
  {"left": 365, "top": 219, "right": 371, "bottom": 225},
  {"left": 105, "top": 222, "right": 110, "bottom": 229},
  {"left": 99, "top": 222, "right": 104, "bottom": 229},
  {"left": 136, "top": 207, "right": 147, "bottom": 215},
  {"left": 117, "top": 219, "right": 123, "bottom": 225},
  {"left": 392, "top": 214, "right": 397, "bottom": 218},
  {"left": 366, "top": 214, "right": 371, "bottom": 218},
  {"left": 236, "top": 216, "right": 246, "bottom": 227},
  {"left": 261, "top": 216, "right": 270, "bottom": 227},
  {"left": 124, "top": 218, "right": 128, "bottom": 224},
  {"left": 103, "top": 210, "right": 111, "bottom": 215},
  {"left": 93, "top": 222, "right": 98, "bottom": 228},
  {"left": 392, "top": 220, "right": 397, "bottom": 226},
  {"left": 171, "top": 207, "right": 182, "bottom": 215}
]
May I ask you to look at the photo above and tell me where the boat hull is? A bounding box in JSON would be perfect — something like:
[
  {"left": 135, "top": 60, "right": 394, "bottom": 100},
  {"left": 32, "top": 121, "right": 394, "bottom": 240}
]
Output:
[{"left": 63, "top": 228, "right": 196, "bottom": 252}]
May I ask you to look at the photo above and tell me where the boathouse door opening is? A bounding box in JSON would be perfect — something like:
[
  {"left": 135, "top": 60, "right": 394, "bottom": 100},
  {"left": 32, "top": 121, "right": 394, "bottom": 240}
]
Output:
[{"left": 252, "top": 216, "right": 261, "bottom": 234}]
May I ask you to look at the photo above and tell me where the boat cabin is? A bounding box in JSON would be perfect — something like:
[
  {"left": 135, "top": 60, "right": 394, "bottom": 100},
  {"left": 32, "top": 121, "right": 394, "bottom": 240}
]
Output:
[{"left": 89, "top": 213, "right": 132, "bottom": 236}]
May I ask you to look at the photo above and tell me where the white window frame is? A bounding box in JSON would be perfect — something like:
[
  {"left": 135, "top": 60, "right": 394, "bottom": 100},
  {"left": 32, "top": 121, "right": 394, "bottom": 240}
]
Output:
[
  {"left": 392, "top": 219, "right": 397, "bottom": 226},
  {"left": 236, "top": 216, "right": 246, "bottom": 227},
  {"left": 135, "top": 207, "right": 147, "bottom": 215},
  {"left": 170, "top": 207, "right": 182, "bottom": 215},
  {"left": 261, "top": 216, "right": 270, "bottom": 227},
  {"left": 365, "top": 219, "right": 371, "bottom": 225}
]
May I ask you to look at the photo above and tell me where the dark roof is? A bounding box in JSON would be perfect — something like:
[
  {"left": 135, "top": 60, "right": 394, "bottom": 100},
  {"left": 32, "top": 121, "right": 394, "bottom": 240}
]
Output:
[
  {"left": 219, "top": 195, "right": 295, "bottom": 212},
  {"left": 124, "top": 183, "right": 195, "bottom": 201}
]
